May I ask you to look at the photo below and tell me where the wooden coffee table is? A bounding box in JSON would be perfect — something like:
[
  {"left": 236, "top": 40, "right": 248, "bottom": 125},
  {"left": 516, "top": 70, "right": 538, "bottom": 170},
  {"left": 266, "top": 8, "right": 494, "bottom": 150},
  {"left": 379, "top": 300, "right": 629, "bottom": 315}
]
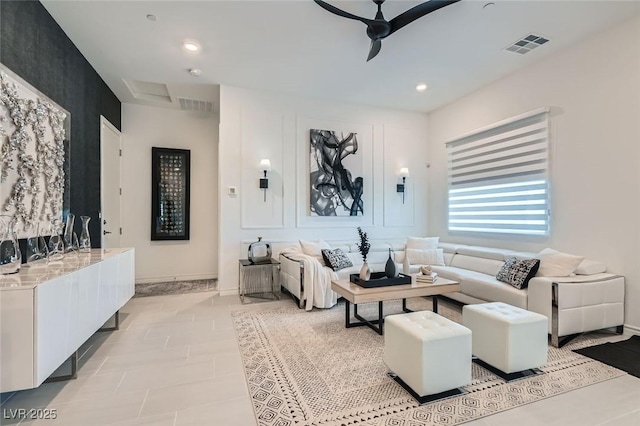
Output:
[{"left": 330, "top": 276, "right": 460, "bottom": 335}]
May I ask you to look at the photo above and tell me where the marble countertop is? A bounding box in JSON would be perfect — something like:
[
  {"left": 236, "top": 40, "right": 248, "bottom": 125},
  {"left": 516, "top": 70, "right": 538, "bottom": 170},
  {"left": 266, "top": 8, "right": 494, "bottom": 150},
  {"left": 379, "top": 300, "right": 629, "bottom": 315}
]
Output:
[{"left": 0, "top": 248, "right": 133, "bottom": 290}]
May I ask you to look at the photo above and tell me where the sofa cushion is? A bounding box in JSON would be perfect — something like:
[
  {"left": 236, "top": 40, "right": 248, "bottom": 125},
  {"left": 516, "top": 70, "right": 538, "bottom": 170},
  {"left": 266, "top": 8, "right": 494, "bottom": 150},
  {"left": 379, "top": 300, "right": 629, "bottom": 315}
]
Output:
[
  {"left": 575, "top": 259, "right": 607, "bottom": 275},
  {"left": 429, "top": 265, "right": 526, "bottom": 309},
  {"left": 537, "top": 248, "right": 584, "bottom": 277},
  {"left": 438, "top": 243, "right": 466, "bottom": 254},
  {"left": 456, "top": 246, "right": 514, "bottom": 261},
  {"left": 299, "top": 240, "right": 331, "bottom": 265},
  {"left": 461, "top": 275, "right": 528, "bottom": 309},
  {"left": 431, "top": 266, "right": 486, "bottom": 283},
  {"left": 509, "top": 251, "right": 539, "bottom": 260},
  {"left": 444, "top": 252, "right": 455, "bottom": 266},
  {"left": 335, "top": 265, "right": 362, "bottom": 281},
  {"left": 406, "top": 248, "right": 445, "bottom": 266},
  {"left": 496, "top": 257, "right": 540, "bottom": 289},
  {"left": 367, "top": 250, "right": 392, "bottom": 265},
  {"left": 407, "top": 237, "right": 439, "bottom": 250},
  {"left": 321, "top": 248, "right": 353, "bottom": 271},
  {"left": 450, "top": 254, "right": 505, "bottom": 276}
]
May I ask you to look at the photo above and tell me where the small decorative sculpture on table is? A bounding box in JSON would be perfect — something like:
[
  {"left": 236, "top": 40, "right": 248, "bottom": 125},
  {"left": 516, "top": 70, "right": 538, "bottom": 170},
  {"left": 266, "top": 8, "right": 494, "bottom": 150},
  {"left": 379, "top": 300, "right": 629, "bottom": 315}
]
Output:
[
  {"left": 248, "top": 237, "right": 272, "bottom": 264},
  {"left": 356, "top": 227, "right": 371, "bottom": 280},
  {"left": 385, "top": 248, "right": 397, "bottom": 278}
]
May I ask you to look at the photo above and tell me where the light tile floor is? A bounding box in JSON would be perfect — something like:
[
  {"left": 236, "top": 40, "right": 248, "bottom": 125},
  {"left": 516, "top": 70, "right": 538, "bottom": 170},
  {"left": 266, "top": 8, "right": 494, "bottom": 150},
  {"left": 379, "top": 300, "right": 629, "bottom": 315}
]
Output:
[{"left": 1, "top": 292, "right": 639, "bottom": 426}]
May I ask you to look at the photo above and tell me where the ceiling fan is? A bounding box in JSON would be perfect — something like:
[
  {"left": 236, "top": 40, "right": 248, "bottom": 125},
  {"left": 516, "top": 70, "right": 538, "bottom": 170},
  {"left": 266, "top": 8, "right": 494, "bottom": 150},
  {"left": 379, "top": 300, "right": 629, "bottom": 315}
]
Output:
[{"left": 314, "top": 0, "right": 461, "bottom": 61}]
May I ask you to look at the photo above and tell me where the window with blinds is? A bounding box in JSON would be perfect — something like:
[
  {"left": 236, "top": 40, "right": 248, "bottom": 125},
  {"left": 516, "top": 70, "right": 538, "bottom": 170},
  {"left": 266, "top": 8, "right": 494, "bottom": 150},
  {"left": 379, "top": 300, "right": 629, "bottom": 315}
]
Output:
[{"left": 446, "top": 108, "right": 550, "bottom": 236}]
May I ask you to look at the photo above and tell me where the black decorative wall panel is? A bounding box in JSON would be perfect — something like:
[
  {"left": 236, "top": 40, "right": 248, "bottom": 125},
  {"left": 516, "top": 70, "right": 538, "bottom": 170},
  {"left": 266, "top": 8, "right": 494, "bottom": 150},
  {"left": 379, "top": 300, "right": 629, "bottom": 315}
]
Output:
[{"left": 0, "top": 0, "right": 121, "bottom": 247}]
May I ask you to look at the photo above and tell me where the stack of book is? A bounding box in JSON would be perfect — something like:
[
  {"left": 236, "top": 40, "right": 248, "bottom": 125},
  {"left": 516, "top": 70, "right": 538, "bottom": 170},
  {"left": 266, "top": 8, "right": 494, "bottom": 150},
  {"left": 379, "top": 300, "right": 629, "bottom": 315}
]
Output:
[{"left": 416, "top": 272, "right": 438, "bottom": 283}]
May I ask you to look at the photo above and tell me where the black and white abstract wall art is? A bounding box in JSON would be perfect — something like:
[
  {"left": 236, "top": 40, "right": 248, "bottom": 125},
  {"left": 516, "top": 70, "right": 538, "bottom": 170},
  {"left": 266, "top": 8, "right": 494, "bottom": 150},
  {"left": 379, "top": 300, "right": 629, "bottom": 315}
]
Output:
[{"left": 309, "top": 129, "right": 363, "bottom": 217}]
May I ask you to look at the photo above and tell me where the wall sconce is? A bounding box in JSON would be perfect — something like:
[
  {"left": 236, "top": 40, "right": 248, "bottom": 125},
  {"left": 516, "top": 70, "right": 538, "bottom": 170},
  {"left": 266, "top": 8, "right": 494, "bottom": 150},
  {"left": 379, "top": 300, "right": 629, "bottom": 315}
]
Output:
[
  {"left": 259, "top": 159, "right": 271, "bottom": 202},
  {"left": 397, "top": 167, "right": 410, "bottom": 204}
]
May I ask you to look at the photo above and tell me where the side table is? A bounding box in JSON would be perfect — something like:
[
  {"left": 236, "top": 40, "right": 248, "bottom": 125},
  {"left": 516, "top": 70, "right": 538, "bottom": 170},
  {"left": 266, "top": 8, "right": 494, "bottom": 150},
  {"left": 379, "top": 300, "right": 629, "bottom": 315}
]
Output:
[{"left": 239, "top": 258, "right": 280, "bottom": 303}]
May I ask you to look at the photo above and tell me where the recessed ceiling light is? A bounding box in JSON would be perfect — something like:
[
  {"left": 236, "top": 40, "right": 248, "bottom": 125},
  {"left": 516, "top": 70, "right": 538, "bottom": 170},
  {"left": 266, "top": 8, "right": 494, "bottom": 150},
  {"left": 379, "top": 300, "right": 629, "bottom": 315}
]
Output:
[
  {"left": 483, "top": 2, "right": 496, "bottom": 10},
  {"left": 182, "top": 40, "right": 201, "bottom": 52},
  {"left": 146, "top": 14, "right": 157, "bottom": 22},
  {"left": 189, "top": 68, "right": 202, "bottom": 77},
  {"left": 416, "top": 83, "right": 428, "bottom": 92}
]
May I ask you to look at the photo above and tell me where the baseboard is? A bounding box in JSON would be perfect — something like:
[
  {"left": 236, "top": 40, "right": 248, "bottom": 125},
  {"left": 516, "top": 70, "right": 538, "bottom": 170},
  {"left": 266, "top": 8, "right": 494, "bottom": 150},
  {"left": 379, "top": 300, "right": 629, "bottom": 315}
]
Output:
[
  {"left": 623, "top": 324, "right": 640, "bottom": 336},
  {"left": 220, "top": 288, "right": 240, "bottom": 297},
  {"left": 135, "top": 274, "right": 217, "bottom": 284}
]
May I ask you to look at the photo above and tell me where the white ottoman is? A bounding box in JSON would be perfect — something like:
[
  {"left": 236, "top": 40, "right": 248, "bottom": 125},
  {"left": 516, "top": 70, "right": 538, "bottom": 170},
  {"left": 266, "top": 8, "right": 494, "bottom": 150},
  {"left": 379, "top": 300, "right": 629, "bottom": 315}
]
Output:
[
  {"left": 462, "top": 302, "right": 548, "bottom": 374},
  {"left": 384, "top": 311, "right": 472, "bottom": 397}
]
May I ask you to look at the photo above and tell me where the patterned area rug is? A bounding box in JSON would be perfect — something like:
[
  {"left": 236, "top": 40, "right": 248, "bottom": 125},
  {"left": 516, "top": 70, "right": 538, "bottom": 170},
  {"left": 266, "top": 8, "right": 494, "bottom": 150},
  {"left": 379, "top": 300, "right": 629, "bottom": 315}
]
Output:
[
  {"left": 232, "top": 298, "right": 625, "bottom": 426},
  {"left": 134, "top": 279, "right": 217, "bottom": 297}
]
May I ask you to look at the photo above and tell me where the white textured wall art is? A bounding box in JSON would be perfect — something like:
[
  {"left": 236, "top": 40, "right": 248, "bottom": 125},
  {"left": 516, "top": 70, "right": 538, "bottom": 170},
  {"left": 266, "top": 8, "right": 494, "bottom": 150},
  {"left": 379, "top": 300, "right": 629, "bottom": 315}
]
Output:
[{"left": 0, "top": 64, "right": 68, "bottom": 238}]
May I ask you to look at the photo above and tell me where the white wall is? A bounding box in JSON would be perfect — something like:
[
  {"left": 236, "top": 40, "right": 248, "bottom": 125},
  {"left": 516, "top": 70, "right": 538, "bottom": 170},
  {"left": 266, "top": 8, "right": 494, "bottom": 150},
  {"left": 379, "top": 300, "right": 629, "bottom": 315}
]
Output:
[
  {"left": 121, "top": 104, "right": 219, "bottom": 283},
  {"left": 218, "top": 86, "right": 429, "bottom": 294},
  {"left": 427, "top": 17, "right": 640, "bottom": 331}
]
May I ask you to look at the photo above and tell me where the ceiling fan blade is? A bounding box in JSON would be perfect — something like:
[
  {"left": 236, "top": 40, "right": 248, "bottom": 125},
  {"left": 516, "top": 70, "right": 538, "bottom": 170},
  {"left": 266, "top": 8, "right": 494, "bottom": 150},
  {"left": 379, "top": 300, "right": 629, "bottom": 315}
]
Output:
[
  {"left": 389, "top": 0, "right": 460, "bottom": 35},
  {"left": 367, "top": 39, "right": 382, "bottom": 62},
  {"left": 314, "top": 0, "right": 372, "bottom": 25}
]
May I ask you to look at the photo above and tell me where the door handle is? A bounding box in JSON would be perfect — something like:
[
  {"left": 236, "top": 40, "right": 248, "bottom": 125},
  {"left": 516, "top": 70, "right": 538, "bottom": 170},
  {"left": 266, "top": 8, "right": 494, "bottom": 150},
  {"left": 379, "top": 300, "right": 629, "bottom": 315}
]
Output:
[{"left": 103, "top": 230, "right": 112, "bottom": 235}]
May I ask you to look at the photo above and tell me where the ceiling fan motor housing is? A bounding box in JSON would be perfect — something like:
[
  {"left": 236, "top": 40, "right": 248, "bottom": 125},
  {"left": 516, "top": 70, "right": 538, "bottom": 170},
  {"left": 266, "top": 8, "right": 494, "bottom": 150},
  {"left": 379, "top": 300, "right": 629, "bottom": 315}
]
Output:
[{"left": 367, "top": 21, "right": 392, "bottom": 40}]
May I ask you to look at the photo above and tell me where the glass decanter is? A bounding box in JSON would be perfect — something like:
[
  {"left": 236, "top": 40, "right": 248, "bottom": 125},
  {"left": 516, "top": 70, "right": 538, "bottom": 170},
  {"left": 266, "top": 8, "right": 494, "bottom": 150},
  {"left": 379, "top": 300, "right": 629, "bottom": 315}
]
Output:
[
  {"left": 64, "top": 213, "right": 79, "bottom": 254},
  {"left": 79, "top": 215, "right": 91, "bottom": 253},
  {"left": 26, "top": 223, "right": 49, "bottom": 266},
  {"left": 48, "top": 219, "right": 65, "bottom": 261},
  {"left": 0, "top": 215, "right": 22, "bottom": 275}
]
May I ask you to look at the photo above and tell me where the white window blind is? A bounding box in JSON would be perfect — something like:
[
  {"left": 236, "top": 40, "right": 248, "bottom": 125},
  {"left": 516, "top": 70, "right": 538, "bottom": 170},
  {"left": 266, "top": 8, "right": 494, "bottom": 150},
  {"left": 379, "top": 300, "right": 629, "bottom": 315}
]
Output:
[{"left": 446, "top": 108, "right": 550, "bottom": 236}]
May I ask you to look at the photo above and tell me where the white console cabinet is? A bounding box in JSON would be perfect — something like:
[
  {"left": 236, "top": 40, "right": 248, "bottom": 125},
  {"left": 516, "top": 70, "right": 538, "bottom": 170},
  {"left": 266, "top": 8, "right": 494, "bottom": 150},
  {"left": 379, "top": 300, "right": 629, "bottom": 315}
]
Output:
[{"left": 0, "top": 248, "right": 134, "bottom": 392}]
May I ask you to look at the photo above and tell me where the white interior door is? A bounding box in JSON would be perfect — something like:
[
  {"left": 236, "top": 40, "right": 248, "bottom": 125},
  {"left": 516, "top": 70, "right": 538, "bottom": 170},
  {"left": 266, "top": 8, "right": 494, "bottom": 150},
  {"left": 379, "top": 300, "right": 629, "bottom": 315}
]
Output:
[{"left": 100, "top": 116, "right": 122, "bottom": 248}]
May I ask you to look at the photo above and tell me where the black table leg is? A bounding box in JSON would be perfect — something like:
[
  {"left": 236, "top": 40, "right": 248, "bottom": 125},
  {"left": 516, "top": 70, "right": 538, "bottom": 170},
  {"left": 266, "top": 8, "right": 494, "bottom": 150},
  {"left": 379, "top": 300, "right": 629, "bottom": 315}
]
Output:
[
  {"left": 346, "top": 300, "right": 384, "bottom": 335},
  {"left": 433, "top": 295, "right": 439, "bottom": 313},
  {"left": 402, "top": 298, "right": 413, "bottom": 313},
  {"left": 345, "top": 299, "right": 351, "bottom": 327}
]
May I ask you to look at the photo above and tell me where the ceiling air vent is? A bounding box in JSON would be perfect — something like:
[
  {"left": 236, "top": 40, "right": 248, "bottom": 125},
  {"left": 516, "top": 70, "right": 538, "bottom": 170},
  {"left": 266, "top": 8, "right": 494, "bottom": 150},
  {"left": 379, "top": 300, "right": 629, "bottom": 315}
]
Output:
[
  {"left": 505, "top": 33, "right": 549, "bottom": 55},
  {"left": 178, "top": 97, "right": 213, "bottom": 114}
]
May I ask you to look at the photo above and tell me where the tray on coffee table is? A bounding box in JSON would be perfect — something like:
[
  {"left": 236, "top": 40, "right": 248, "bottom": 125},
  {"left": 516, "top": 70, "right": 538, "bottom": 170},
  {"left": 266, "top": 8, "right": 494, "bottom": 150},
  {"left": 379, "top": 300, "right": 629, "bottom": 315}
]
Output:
[{"left": 349, "top": 272, "right": 412, "bottom": 288}]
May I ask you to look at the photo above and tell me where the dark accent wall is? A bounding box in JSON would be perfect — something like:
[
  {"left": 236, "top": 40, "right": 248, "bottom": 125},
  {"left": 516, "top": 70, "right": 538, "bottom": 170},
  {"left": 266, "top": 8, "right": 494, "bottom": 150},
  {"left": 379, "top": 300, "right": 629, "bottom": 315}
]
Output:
[{"left": 0, "top": 0, "right": 121, "bottom": 247}]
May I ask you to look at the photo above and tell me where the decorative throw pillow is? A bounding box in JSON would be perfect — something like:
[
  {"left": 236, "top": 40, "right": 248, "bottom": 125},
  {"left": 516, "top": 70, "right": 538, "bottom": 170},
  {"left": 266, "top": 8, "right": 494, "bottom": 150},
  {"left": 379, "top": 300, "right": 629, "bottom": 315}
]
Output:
[
  {"left": 496, "top": 257, "right": 540, "bottom": 289},
  {"left": 574, "top": 259, "right": 607, "bottom": 275},
  {"left": 299, "top": 240, "right": 331, "bottom": 265},
  {"left": 405, "top": 248, "right": 445, "bottom": 266},
  {"left": 406, "top": 236, "right": 439, "bottom": 251},
  {"left": 496, "top": 257, "right": 518, "bottom": 282},
  {"left": 536, "top": 248, "right": 584, "bottom": 277},
  {"left": 321, "top": 248, "right": 353, "bottom": 271}
]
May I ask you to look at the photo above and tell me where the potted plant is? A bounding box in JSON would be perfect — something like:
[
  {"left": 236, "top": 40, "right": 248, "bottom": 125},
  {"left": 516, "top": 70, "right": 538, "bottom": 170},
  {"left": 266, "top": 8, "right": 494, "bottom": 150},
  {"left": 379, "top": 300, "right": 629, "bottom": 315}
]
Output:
[{"left": 356, "top": 227, "right": 371, "bottom": 280}]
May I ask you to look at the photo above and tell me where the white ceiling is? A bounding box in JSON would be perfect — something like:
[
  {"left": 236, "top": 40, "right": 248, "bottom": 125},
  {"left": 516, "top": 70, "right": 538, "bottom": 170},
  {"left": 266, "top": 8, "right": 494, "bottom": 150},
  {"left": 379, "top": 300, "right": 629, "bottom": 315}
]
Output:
[{"left": 41, "top": 0, "right": 639, "bottom": 113}]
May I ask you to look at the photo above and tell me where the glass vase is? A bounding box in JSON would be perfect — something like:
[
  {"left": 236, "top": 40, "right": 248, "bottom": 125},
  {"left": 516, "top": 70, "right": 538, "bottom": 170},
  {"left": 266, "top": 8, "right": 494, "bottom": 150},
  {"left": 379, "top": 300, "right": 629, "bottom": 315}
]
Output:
[
  {"left": 48, "top": 219, "right": 65, "bottom": 261},
  {"left": 79, "top": 216, "right": 91, "bottom": 253},
  {"left": 26, "top": 223, "right": 49, "bottom": 266},
  {"left": 0, "top": 216, "right": 22, "bottom": 275},
  {"left": 64, "top": 213, "right": 78, "bottom": 253}
]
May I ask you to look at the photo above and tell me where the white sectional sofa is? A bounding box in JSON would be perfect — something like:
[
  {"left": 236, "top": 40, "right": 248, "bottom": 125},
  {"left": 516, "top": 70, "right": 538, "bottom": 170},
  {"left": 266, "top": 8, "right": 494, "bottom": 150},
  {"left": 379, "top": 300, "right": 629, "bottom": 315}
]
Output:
[
  {"left": 279, "top": 241, "right": 625, "bottom": 347},
  {"left": 279, "top": 241, "right": 405, "bottom": 308}
]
